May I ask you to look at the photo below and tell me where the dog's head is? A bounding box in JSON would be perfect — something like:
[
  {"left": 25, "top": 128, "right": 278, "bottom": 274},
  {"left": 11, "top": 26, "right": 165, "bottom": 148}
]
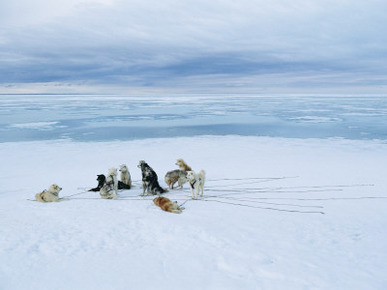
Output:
[
  {"left": 119, "top": 164, "right": 128, "bottom": 172},
  {"left": 108, "top": 168, "right": 117, "bottom": 176},
  {"left": 49, "top": 184, "right": 62, "bottom": 194},
  {"left": 176, "top": 158, "right": 185, "bottom": 166},
  {"left": 138, "top": 160, "right": 151, "bottom": 172},
  {"left": 176, "top": 158, "right": 192, "bottom": 171},
  {"left": 153, "top": 196, "right": 161, "bottom": 206},
  {"left": 186, "top": 171, "right": 195, "bottom": 181},
  {"left": 97, "top": 174, "right": 106, "bottom": 182},
  {"left": 137, "top": 160, "right": 146, "bottom": 168}
]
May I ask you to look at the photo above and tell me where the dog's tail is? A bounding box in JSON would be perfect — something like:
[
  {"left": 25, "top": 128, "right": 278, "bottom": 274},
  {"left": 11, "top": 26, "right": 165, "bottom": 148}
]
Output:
[
  {"left": 159, "top": 186, "right": 169, "bottom": 194},
  {"left": 118, "top": 181, "right": 131, "bottom": 190}
]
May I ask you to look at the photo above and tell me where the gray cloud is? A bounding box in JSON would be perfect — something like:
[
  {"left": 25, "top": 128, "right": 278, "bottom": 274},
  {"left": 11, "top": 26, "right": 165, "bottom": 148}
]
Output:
[{"left": 1, "top": 0, "right": 387, "bottom": 93}]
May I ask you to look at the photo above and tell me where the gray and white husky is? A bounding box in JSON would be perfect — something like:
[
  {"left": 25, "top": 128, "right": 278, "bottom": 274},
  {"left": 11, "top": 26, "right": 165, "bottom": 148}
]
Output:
[
  {"left": 164, "top": 169, "right": 187, "bottom": 189},
  {"left": 100, "top": 168, "right": 118, "bottom": 199}
]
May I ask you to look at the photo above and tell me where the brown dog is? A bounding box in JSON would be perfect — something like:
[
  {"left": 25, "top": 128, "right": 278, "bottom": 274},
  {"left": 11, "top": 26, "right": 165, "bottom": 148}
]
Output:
[
  {"left": 176, "top": 158, "right": 192, "bottom": 171},
  {"left": 153, "top": 196, "right": 184, "bottom": 214}
]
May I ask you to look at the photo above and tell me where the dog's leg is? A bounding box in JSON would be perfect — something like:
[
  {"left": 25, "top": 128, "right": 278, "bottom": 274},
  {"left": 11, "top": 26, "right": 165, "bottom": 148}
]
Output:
[
  {"left": 191, "top": 186, "right": 194, "bottom": 199},
  {"left": 141, "top": 181, "right": 146, "bottom": 196}
]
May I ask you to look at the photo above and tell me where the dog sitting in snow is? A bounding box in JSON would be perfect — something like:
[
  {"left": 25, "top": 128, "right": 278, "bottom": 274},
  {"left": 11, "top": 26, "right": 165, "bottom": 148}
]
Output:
[
  {"left": 153, "top": 196, "right": 184, "bottom": 214},
  {"left": 100, "top": 168, "right": 118, "bottom": 199},
  {"left": 176, "top": 158, "right": 192, "bottom": 171},
  {"left": 187, "top": 170, "right": 205, "bottom": 199},
  {"left": 35, "top": 184, "right": 62, "bottom": 202},
  {"left": 137, "top": 160, "right": 167, "bottom": 195},
  {"left": 89, "top": 174, "right": 106, "bottom": 192},
  {"left": 119, "top": 164, "right": 132, "bottom": 189}
]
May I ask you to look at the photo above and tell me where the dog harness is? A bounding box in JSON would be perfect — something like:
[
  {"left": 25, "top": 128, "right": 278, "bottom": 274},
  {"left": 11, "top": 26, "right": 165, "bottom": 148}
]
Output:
[{"left": 189, "top": 180, "right": 196, "bottom": 189}]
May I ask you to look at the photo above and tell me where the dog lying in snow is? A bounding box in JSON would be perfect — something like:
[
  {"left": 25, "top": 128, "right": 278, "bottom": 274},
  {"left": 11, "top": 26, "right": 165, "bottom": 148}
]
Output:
[
  {"left": 90, "top": 172, "right": 130, "bottom": 192},
  {"left": 187, "top": 170, "right": 205, "bottom": 199},
  {"left": 35, "top": 184, "right": 62, "bottom": 202},
  {"left": 153, "top": 196, "right": 184, "bottom": 214},
  {"left": 138, "top": 160, "right": 167, "bottom": 195},
  {"left": 89, "top": 174, "right": 106, "bottom": 192},
  {"left": 176, "top": 158, "right": 192, "bottom": 171},
  {"left": 119, "top": 164, "right": 132, "bottom": 189},
  {"left": 100, "top": 168, "right": 118, "bottom": 199}
]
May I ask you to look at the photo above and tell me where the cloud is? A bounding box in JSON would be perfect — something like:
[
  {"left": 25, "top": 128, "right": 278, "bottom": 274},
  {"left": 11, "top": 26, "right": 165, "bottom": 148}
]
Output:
[{"left": 1, "top": 0, "right": 387, "bottom": 93}]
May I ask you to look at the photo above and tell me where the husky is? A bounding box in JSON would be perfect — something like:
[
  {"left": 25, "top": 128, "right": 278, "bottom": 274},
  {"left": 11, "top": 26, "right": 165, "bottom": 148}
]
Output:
[
  {"left": 153, "top": 196, "right": 184, "bottom": 214},
  {"left": 137, "top": 160, "right": 167, "bottom": 195},
  {"left": 187, "top": 170, "right": 205, "bottom": 199},
  {"left": 164, "top": 169, "right": 187, "bottom": 189},
  {"left": 119, "top": 164, "right": 132, "bottom": 189},
  {"left": 89, "top": 174, "right": 106, "bottom": 192},
  {"left": 100, "top": 168, "right": 118, "bottom": 199},
  {"left": 176, "top": 158, "right": 192, "bottom": 171},
  {"left": 35, "top": 184, "right": 62, "bottom": 202}
]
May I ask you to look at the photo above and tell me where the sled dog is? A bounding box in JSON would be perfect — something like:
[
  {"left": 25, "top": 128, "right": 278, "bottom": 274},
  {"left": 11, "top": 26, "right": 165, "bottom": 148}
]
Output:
[
  {"left": 153, "top": 196, "right": 184, "bottom": 214},
  {"left": 119, "top": 164, "right": 132, "bottom": 189},
  {"left": 89, "top": 174, "right": 106, "bottom": 192},
  {"left": 187, "top": 170, "right": 205, "bottom": 199},
  {"left": 176, "top": 158, "right": 192, "bottom": 171},
  {"left": 35, "top": 184, "right": 62, "bottom": 202},
  {"left": 164, "top": 169, "right": 187, "bottom": 189},
  {"left": 100, "top": 168, "right": 118, "bottom": 199},
  {"left": 137, "top": 160, "right": 167, "bottom": 195}
]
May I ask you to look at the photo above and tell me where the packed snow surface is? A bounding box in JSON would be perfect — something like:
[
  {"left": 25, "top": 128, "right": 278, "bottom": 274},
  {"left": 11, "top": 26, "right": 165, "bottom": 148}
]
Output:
[{"left": 1, "top": 136, "right": 386, "bottom": 290}]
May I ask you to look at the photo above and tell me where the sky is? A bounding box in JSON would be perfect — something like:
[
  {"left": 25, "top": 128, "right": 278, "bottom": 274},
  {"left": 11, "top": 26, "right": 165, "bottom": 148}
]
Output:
[{"left": 1, "top": 0, "right": 387, "bottom": 94}]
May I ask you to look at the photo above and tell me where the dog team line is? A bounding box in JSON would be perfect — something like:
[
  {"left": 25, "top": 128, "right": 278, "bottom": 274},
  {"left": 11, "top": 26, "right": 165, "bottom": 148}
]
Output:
[{"left": 34, "top": 159, "right": 206, "bottom": 214}]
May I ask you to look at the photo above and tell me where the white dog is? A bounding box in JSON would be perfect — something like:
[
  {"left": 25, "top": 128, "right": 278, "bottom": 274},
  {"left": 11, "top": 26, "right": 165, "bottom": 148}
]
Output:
[
  {"left": 187, "top": 170, "right": 205, "bottom": 199},
  {"left": 100, "top": 168, "right": 118, "bottom": 199},
  {"left": 119, "top": 164, "right": 132, "bottom": 188},
  {"left": 35, "top": 184, "right": 62, "bottom": 202}
]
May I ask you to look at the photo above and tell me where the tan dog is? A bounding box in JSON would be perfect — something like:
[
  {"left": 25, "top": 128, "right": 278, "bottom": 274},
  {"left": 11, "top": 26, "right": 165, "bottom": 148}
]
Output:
[
  {"left": 176, "top": 158, "right": 192, "bottom": 171},
  {"left": 35, "top": 184, "right": 62, "bottom": 202},
  {"left": 153, "top": 196, "right": 184, "bottom": 214},
  {"left": 119, "top": 164, "right": 132, "bottom": 188}
]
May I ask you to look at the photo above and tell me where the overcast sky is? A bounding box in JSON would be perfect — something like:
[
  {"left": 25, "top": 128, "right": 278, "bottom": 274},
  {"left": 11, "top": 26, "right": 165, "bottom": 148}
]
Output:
[{"left": 1, "top": 0, "right": 387, "bottom": 94}]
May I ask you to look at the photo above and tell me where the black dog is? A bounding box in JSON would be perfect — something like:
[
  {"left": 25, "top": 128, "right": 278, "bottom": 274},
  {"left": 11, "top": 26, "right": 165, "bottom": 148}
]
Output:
[
  {"left": 137, "top": 160, "right": 167, "bottom": 195},
  {"left": 118, "top": 181, "right": 131, "bottom": 190},
  {"left": 89, "top": 174, "right": 131, "bottom": 192},
  {"left": 89, "top": 174, "right": 106, "bottom": 192}
]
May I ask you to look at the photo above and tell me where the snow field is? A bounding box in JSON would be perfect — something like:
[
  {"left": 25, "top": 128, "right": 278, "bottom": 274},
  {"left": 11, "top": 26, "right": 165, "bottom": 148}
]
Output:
[{"left": 0, "top": 136, "right": 387, "bottom": 289}]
